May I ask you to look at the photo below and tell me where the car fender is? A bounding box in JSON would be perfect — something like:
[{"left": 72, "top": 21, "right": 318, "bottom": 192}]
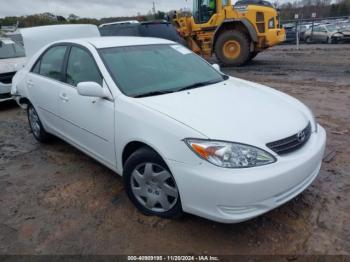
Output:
[{"left": 114, "top": 95, "right": 208, "bottom": 175}]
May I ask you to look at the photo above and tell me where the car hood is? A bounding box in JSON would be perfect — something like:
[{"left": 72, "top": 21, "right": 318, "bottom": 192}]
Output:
[
  {"left": 21, "top": 24, "right": 100, "bottom": 59},
  {"left": 0, "top": 57, "right": 26, "bottom": 74},
  {"left": 137, "top": 77, "right": 310, "bottom": 148}
]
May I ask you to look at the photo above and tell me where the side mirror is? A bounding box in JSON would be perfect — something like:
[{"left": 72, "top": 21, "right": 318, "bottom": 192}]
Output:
[
  {"left": 77, "top": 82, "right": 110, "bottom": 98},
  {"left": 212, "top": 63, "right": 221, "bottom": 72}
]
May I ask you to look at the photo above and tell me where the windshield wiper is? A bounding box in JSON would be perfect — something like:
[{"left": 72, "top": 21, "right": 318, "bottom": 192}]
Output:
[
  {"left": 133, "top": 90, "right": 175, "bottom": 98},
  {"left": 176, "top": 79, "right": 224, "bottom": 92}
]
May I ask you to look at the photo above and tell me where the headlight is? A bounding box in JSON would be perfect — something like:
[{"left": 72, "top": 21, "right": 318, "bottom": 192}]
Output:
[{"left": 184, "top": 139, "right": 276, "bottom": 168}]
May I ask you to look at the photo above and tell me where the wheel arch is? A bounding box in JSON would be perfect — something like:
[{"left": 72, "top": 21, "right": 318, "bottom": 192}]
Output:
[
  {"left": 121, "top": 140, "right": 167, "bottom": 169},
  {"left": 17, "top": 97, "right": 31, "bottom": 109},
  {"left": 213, "top": 19, "right": 258, "bottom": 47}
]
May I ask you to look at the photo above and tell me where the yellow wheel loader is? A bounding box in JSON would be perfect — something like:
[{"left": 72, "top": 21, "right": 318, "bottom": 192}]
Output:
[{"left": 174, "top": 0, "right": 286, "bottom": 66}]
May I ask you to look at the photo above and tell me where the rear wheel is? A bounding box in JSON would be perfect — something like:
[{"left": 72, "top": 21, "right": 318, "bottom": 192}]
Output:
[
  {"left": 27, "top": 104, "right": 51, "bottom": 143},
  {"left": 123, "top": 147, "right": 182, "bottom": 218},
  {"left": 305, "top": 36, "right": 312, "bottom": 44},
  {"left": 215, "top": 30, "right": 250, "bottom": 67}
]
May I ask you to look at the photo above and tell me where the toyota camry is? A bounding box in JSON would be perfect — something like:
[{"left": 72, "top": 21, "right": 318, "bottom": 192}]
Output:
[{"left": 12, "top": 34, "right": 326, "bottom": 223}]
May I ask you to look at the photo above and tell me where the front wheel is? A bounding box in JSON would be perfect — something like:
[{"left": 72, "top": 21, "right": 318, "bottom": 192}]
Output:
[
  {"left": 328, "top": 37, "right": 338, "bottom": 44},
  {"left": 123, "top": 147, "right": 183, "bottom": 218},
  {"left": 248, "top": 51, "right": 259, "bottom": 61},
  {"left": 215, "top": 30, "right": 250, "bottom": 67}
]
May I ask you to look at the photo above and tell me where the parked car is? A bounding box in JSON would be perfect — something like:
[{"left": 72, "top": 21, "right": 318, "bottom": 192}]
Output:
[
  {"left": 0, "top": 38, "right": 26, "bottom": 102},
  {"left": 282, "top": 24, "right": 312, "bottom": 43},
  {"left": 283, "top": 25, "right": 297, "bottom": 43},
  {"left": 99, "top": 20, "right": 186, "bottom": 46},
  {"left": 12, "top": 26, "right": 326, "bottom": 223},
  {"left": 304, "top": 24, "right": 343, "bottom": 44}
]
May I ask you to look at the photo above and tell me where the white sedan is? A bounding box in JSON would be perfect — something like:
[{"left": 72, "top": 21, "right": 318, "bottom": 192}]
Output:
[
  {"left": 12, "top": 36, "right": 326, "bottom": 223},
  {"left": 0, "top": 38, "right": 26, "bottom": 102}
]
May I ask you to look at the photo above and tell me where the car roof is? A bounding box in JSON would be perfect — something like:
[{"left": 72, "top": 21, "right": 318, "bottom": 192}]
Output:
[{"left": 56, "top": 36, "right": 175, "bottom": 49}]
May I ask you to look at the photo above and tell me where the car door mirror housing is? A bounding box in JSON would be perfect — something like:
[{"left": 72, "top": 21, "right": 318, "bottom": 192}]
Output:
[
  {"left": 212, "top": 63, "right": 221, "bottom": 72},
  {"left": 77, "top": 82, "right": 110, "bottom": 98}
]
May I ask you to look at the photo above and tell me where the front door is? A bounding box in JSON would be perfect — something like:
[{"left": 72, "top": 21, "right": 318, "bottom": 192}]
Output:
[{"left": 58, "top": 45, "right": 116, "bottom": 169}]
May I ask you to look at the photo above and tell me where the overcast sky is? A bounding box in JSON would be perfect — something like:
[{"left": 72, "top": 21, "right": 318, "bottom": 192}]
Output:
[{"left": 0, "top": 0, "right": 195, "bottom": 18}]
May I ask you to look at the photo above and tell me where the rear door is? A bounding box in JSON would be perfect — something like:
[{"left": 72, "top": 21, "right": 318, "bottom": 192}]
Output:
[
  {"left": 26, "top": 45, "right": 68, "bottom": 132},
  {"left": 312, "top": 26, "right": 324, "bottom": 42},
  {"left": 58, "top": 45, "right": 116, "bottom": 168}
]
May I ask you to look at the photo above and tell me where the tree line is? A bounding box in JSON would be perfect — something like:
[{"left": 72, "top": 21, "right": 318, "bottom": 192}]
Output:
[
  {"left": 277, "top": 0, "right": 350, "bottom": 20},
  {"left": 0, "top": 11, "right": 167, "bottom": 29}
]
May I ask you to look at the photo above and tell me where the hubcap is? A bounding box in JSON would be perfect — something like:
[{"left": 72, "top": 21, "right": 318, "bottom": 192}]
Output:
[
  {"left": 223, "top": 40, "right": 241, "bottom": 59},
  {"left": 28, "top": 107, "right": 41, "bottom": 138},
  {"left": 131, "top": 163, "right": 179, "bottom": 212}
]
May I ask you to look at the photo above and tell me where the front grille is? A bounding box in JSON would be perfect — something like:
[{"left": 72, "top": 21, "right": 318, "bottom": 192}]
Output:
[
  {"left": 256, "top": 12, "right": 265, "bottom": 22},
  {"left": 256, "top": 12, "right": 265, "bottom": 33},
  {"left": 0, "top": 72, "right": 16, "bottom": 84},
  {"left": 266, "top": 122, "right": 312, "bottom": 155}
]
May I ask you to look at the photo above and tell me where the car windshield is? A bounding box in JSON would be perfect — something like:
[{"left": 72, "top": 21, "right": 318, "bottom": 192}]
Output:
[
  {"left": 99, "top": 44, "right": 226, "bottom": 97},
  {"left": 0, "top": 40, "right": 25, "bottom": 59}
]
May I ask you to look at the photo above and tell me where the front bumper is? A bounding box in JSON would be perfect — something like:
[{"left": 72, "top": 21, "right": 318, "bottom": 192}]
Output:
[
  {"left": 0, "top": 82, "right": 13, "bottom": 102},
  {"left": 167, "top": 125, "right": 326, "bottom": 223}
]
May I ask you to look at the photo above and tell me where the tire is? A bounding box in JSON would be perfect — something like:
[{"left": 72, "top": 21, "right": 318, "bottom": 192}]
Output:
[
  {"left": 305, "top": 37, "right": 312, "bottom": 44},
  {"left": 329, "top": 37, "right": 337, "bottom": 44},
  {"left": 27, "top": 103, "right": 51, "bottom": 143},
  {"left": 123, "top": 147, "right": 183, "bottom": 218},
  {"left": 248, "top": 51, "right": 259, "bottom": 61},
  {"left": 215, "top": 30, "right": 250, "bottom": 67}
]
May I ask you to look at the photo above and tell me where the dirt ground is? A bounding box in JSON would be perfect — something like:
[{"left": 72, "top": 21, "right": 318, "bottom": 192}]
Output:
[{"left": 0, "top": 44, "right": 349, "bottom": 255}]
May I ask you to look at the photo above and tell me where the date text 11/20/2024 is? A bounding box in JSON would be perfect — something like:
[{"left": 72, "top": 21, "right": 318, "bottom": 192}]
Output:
[{"left": 127, "top": 256, "right": 220, "bottom": 261}]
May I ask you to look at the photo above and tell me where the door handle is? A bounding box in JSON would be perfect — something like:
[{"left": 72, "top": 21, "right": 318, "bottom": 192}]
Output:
[
  {"left": 27, "top": 80, "right": 34, "bottom": 87},
  {"left": 59, "top": 93, "right": 69, "bottom": 102}
]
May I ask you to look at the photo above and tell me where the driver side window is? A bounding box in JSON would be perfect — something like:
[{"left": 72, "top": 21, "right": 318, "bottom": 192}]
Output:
[{"left": 66, "top": 46, "right": 103, "bottom": 87}]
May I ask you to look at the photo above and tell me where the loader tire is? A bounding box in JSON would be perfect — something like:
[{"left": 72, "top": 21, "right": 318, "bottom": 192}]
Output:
[
  {"left": 215, "top": 30, "right": 250, "bottom": 67},
  {"left": 248, "top": 51, "right": 259, "bottom": 61}
]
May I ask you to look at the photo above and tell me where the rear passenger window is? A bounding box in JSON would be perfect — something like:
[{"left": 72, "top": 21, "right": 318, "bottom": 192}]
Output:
[
  {"left": 39, "top": 46, "right": 67, "bottom": 81},
  {"left": 66, "top": 46, "right": 103, "bottom": 87}
]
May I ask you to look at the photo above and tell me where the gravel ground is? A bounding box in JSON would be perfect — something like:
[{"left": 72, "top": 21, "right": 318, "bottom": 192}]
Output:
[{"left": 0, "top": 44, "right": 349, "bottom": 255}]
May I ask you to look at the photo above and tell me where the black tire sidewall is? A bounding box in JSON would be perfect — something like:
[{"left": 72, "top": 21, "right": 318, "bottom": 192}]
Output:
[
  {"left": 215, "top": 30, "right": 250, "bottom": 66},
  {"left": 27, "top": 104, "right": 50, "bottom": 143},
  {"left": 123, "top": 147, "right": 183, "bottom": 218}
]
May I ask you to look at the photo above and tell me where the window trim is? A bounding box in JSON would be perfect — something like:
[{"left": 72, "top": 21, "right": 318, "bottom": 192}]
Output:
[{"left": 63, "top": 43, "right": 104, "bottom": 88}]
